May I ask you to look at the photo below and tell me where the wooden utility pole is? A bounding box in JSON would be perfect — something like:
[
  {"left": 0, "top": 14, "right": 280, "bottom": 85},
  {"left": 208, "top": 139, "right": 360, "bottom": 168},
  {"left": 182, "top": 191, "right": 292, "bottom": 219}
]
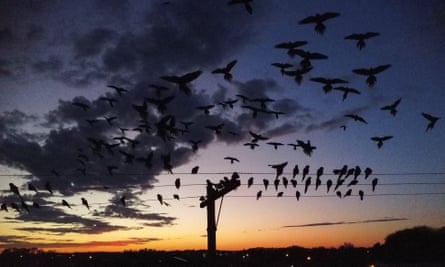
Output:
[{"left": 200, "top": 177, "right": 241, "bottom": 263}]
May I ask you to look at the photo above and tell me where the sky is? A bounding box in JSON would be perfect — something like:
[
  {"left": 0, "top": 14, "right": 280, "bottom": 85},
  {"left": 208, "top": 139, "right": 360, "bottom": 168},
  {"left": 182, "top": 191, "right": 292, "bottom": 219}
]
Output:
[{"left": 0, "top": 0, "right": 444, "bottom": 253}]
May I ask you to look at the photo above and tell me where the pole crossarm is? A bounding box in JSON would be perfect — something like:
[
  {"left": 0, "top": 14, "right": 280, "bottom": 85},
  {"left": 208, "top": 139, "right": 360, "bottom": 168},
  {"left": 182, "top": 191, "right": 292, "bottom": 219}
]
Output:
[{"left": 200, "top": 179, "right": 241, "bottom": 208}]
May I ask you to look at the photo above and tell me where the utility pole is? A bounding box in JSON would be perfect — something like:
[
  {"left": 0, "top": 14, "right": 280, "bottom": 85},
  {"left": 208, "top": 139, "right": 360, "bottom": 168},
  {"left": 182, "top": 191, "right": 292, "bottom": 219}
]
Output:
[{"left": 200, "top": 176, "right": 241, "bottom": 263}]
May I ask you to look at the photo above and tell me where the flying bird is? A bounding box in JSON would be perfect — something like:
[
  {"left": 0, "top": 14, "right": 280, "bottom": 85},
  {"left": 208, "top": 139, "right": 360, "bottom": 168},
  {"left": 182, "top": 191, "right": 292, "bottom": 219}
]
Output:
[
  {"left": 107, "top": 85, "right": 129, "bottom": 96},
  {"left": 189, "top": 140, "right": 202, "bottom": 153},
  {"left": 212, "top": 60, "right": 237, "bottom": 81},
  {"left": 381, "top": 98, "right": 402, "bottom": 116},
  {"left": 81, "top": 197, "right": 89, "bottom": 210},
  {"left": 71, "top": 101, "right": 90, "bottom": 111},
  {"left": 227, "top": 0, "right": 253, "bottom": 14},
  {"left": 157, "top": 194, "right": 164, "bottom": 205},
  {"left": 310, "top": 77, "right": 348, "bottom": 93},
  {"left": 268, "top": 162, "right": 288, "bottom": 179},
  {"left": 249, "top": 131, "right": 269, "bottom": 143},
  {"left": 224, "top": 156, "right": 240, "bottom": 164},
  {"left": 205, "top": 123, "right": 224, "bottom": 135},
  {"left": 289, "top": 49, "right": 328, "bottom": 68},
  {"left": 244, "top": 142, "right": 259, "bottom": 150},
  {"left": 271, "top": 62, "right": 294, "bottom": 75},
  {"left": 196, "top": 105, "right": 215, "bottom": 116},
  {"left": 161, "top": 70, "right": 202, "bottom": 96},
  {"left": 266, "top": 142, "right": 284, "bottom": 150},
  {"left": 371, "top": 136, "right": 393, "bottom": 148},
  {"left": 62, "top": 199, "right": 72, "bottom": 209},
  {"left": 98, "top": 96, "right": 118, "bottom": 107},
  {"left": 333, "top": 86, "right": 361, "bottom": 101},
  {"left": 282, "top": 67, "right": 313, "bottom": 85},
  {"left": 345, "top": 114, "right": 368, "bottom": 124},
  {"left": 352, "top": 64, "right": 391, "bottom": 87},
  {"left": 298, "top": 12, "right": 340, "bottom": 35},
  {"left": 344, "top": 32, "right": 380, "bottom": 50},
  {"left": 421, "top": 112, "right": 440, "bottom": 131},
  {"left": 296, "top": 139, "right": 316, "bottom": 156},
  {"left": 291, "top": 179, "right": 297, "bottom": 188}
]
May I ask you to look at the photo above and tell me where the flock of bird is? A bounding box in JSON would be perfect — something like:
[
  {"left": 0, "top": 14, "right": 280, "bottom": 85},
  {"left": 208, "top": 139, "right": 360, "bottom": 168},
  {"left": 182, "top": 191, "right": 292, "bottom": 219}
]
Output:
[{"left": 0, "top": 3, "right": 441, "bottom": 221}]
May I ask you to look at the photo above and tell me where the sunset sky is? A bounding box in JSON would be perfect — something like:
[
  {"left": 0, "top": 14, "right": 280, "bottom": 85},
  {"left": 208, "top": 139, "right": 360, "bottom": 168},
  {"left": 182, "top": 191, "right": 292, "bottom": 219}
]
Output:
[{"left": 0, "top": 0, "right": 444, "bottom": 253}]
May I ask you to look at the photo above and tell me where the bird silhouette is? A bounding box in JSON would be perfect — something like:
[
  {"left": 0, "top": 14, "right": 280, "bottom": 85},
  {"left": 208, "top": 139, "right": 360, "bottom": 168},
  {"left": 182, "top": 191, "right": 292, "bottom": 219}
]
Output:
[
  {"left": 268, "top": 161, "right": 288, "bottom": 178},
  {"left": 343, "top": 188, "right": 352, "bottom": 198},
  {"left": 256, "top": 190, "right": 262, "bottom": 200},
  {"left": 316, "top": 167, "right": 324, "bottom": 180},
  {"left": 189, "top": 140, "right": 201, "bottom": 153},
  {"left": 205, "top": 123, "right": 224, "bottom": 135},
  {"left": 344, "top": 32, "right": 380, "bottom": 49},
  {"left": 290, "top": 179, "right": 298, "bottom": 188},
  {"left": 249, "top": 131, "right": 269, "bottom": 143},
  {"left": 173, "top": 194, "right": 180, "bottom": 201},
  {"left": 191, "top": 166, "right": 199, "bottom": 174},
  {"left": 250, "top": 97, "right": 275, "bottom": 109},
  {"left": 263, "top": 179, "right": 269, "bottom": 190},
  {"left": 282, "top": 177, "right": 289, "bottom": 189},
  {"left": 295, "top": 190, "right": 301, "bottom": 201},
  {"left": 302, "top": 165, "right": 309, "bottom": 181},
  {"left": 227, "top": 0, "right": 253, "bottom": 14},
  {"left": 315, "top": 176, "right": 322, "bottom": 191},
  {"left": 333, "top": 86, "right": 361, "bottom": 101},
  {"left": 358, "top": 190, "right": 364, "bottom": 200},
  {"left": 336, "top": 191, "right": 342, "bottom": 199},
  {"left": 421, "top": 112, "right": 440, "bottom": 131},
  {"left": 145, "top": 95, "right": 175, "bottom": 113},
  {"left": 266, "top": 142, "right": 284, "bottom": 150},
  {"left": 292, "top": 164, "right": 299, "bottom": 178},
  {"left": 62, "top": 199, "right": 71, "bottom": 209},
  {"left": 354, "top": 166, "right": 362, "bottom": 179},
  {"left": 282, "top": 67, "right": 313, "bottom": 85},
  {"left": 326, "top": 179, "right": 333, "bottom": 193},
  {"left": 9, "top": 183, "right": 21, "bottom": 197},
  {"left": 107, "top": 85, "right": 129, "bottom": 96},
  {"left": 371, "top": 135, "right": 393, "bottom": 149},
  {"left": 236, "top": 94, "right": 250, "bottom": 104},
  {"left": 244, "top": 142, "right": 259, "bottom": 150},
  {"left": 345, "top": 114, "right": 368, "bottom": 124},
  {"left": 274, "top": 40, "right": 307, "bottom": 57},
  {"left": 196, "top": 105, "right": 215, "bottom": 115},
  {"left": 271, "top": 62, "right": 294, "bottom": 75},
  {"left": 157, "top": 194, "right": 163, "bottom": 205},
  {"left": 175, "top": 178, "right": 181, "bottom": 190},
  {"left": 352, "top": 64, "right": 391, "bottom": 87},
  {"left": 120, "top": 196, "right": 126, "bottom": 206},
  {"left": 296, "top": 140, "right": 316, "bottom": 156},
  {"left": 273, "top": 178, "right": 280, "bottom": 191},
  {"left": 149, "top": 84, "right": 170, "bottom": 97},
  {"left": 380, "top": 98, "right": 402, "bottom": 116},
  {"left": 289, "top": 49, "right": 328, "bottom": 68},
  {"left": 224, "top": 156, "right": 240, "bottom": 164},
  {"left": 304, "top": 177, "right": 311, "bottom": 194},
  {"left": 277, "top": 192, "right": 284, "bottom": 197},
  {"left": 372, "top": 178, "right": 379, "bottom": 192},
  {"left": 298, "top": 12, "right": 340, "bottom": 34},
  {"left": 310, "top": 77, "right": 348, "bottom": 93},
  {"left": 364, "top": 167, "right": 372, "bottom": 179},
  {"left": 99, "top": 96, "right": 118, "bottom": 107},
  {"left": 161, "top": 70, "right": 202, "bottom": 96},
  {"left": 247, "top": 177, "right": 254, "bottom": 188},
  {"left": 212, "top": 60, "right": 237, "bottom": 81},
  {"left": 81, "top": 197, "right": 89, "bottom": 210}
]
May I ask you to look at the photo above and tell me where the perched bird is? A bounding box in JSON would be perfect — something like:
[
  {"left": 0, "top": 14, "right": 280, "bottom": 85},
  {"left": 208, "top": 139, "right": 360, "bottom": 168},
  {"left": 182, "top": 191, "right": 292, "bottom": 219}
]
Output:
[
  {"left": 316, "top": 167, "right": 324, "bottom": 180},
  {"left": 274, "top": 178, "right": 280, "bottom": 191},
  {"left": 345, "top": 114, "right": 368, "bottom": 124},
  {"left": 256, "top": 190, "right": 262, "bottom": 200},
  {"left": 62, "top": 199, "right": 72, "bottom": 209},
  {"left": 175, "top": 178, "right": 181, "bottom": 190},
  {"left": 310, "top": 77, "right": 348, "bottom": 93},
  {"left": 354, "top": 166, "right": 362, "bottom": 180},
  {"left": 173, "top": 194, "right": 180, "bottom": 201},
  {"left": 263, "top": 179, "right": 269, "bottom": 190},
  {"left": 298, "top": 12, "right": 340, "bottom": 35},
  {"left": 212, "top": 60, "right": 237, "bottom": 81},
  {"left": 107, "top": 85, "right": 129, "bottom": 96},
  {"left": 277, "top": 192, "right": 284, "bottom": 197},
  {"left": 304, "top": 177, "right": 311, "bottom": 194},
  {"left": 343, "top": 188, "right": 352, "bottom": 198},
  {"left": 371, "top": 136, "right": 393, "bottom": 149},
  {"left": 224, "top": 156, "right": 240, "bottom": 164},
  {"left": 161, "top": 70, "right": 202, "bottom": 96},
  {"left": 290, "top": 179, "right": 298, "bottom": 188},
  {"left": 336, "top": 191, "right": 342, "bottom": 199},
  {"left": 302, "top": 165, "right": 309, "bottom": 181},
  {"left": 292, "top": 164, "right": 299, "bottom": 178},
  {"left": 372, "top": 178, "right": 379, "bottom": 192},
  {"left": 352, "top": 64, "right": 391, "bottom": 87},
  {"left": 268, "top": 162, "right": 288, "bottom": 179},
  {"left": 81, "top": 197, "right": 89, "bottom": 210},
  {"left": 380, "top": 98, "right": 402, "bottom": 116},
  {"left": 295, "top": 190, "right": 301, "bottom": 201},
  {"left": 364, "top": 167, "right": 373, "bottom": 179},
  {"left": 191, "top": 166, "right": 199, "bottom": 174},
  {"left": 358, "top": 190, "right": 364, "bottom": 201},
  {"left": 227, "top": 0, "right": 253, "bottom": 14},
  {"left": 344, "top": 32, "right": 380, "bottom": 50},
  {"left": 333, "top": 86, "right": 361, "bottom": 101},
  {"left": 247, "top": 177, "right": 254, "bottom": 188},
  {"left": 282, "top": 177, "right": 289, "bottom": 189},
  {"left": 326, "top": 179, "right": 333, "bottom": 193},
  {"left": 315, "top": 176, "right": 322, "bottom": 191},
  {"left": 421, "top": 112, "right": 440, "bottom": 131}
]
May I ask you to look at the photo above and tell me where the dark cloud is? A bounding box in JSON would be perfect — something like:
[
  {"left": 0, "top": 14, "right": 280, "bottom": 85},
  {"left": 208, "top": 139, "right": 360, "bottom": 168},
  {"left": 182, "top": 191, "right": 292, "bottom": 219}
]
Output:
[
  {"left": 72, "top": 28, "right": 116, "bottom": 59},
  {"left": 31, "top": 56, "right": 63, "bottom": 73},
  {"left": 282, "top": 217, "right": 408, "bottom": 228},
  {"left": 0, "top": 58, "right": 12, "bottom": 77},
  {"left": 0, "top": 27, "right": 14, "bottom": 43}
]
